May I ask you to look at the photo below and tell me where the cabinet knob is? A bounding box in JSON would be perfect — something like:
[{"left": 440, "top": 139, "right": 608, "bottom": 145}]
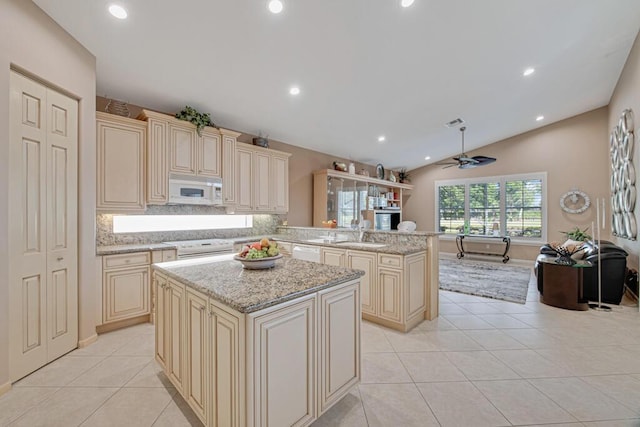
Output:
[
  {"left": 57, "top": 256, "right": 63, "bottom": 261},
  {"left": 125, "top": 259, "right": 130, "bottom": 263}
]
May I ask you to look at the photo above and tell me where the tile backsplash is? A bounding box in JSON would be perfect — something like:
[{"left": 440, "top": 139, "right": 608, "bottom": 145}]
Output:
[{"left": 97, "top": 205, "right": 282, "bottom": 246}]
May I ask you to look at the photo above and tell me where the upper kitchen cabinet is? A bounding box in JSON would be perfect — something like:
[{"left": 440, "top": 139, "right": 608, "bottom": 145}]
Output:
[
  {"left": 234, "top": 143, "right": 291, "bottom": 214},
  {"left": 97, "top": 112, "right": 146, "bottom": 212},
  {"left": 137, "top": 110, "right": 240, "bottom": 205}
]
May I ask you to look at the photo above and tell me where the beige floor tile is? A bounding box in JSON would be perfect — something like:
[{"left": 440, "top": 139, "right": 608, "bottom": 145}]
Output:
[
  {"left": 10, "top": 387, "right": 117, "bottom": 427},
  {"left": 361, "top": 324, "right": 394, "bottom": 353},
  {"left": 70, "top": 356, "right": 152, "bottom": 387},
  {"left": 112, "top": 333, "right": 155, "bottom": 357},
  {"left": 457, "top": 302, "right": 503, "bottom": 314},
  {"left": 398, "top": 352, "right": 466, "bottom": 382},
  {"left": 486, "top": 301, "right": 534, "bottom": 314},
  {"left": 502, "top": 328, "right": 567, "bottom": 349},
  {"left": 359, "top": 383, "right": 439, "bottom": 427},
  {"left": 152, "top": 393, "right": 203, "bottom": 427},
  {"left": 442, "top": 314, "right": 495, "bottom": 330},
  {"left": 311, "top": 388, "right": 368, "bottom": 427},
  {"left": 416, "top": 381, "right": 509, "bottom": 427},
  {"left": 518, "top": 424, "right": 583, "bottom": 427},
  {"left": 69, "top": 333, "right": 138, "bottom": 357},
  {"left": 476, "top": 313, "right": 531, "bottom": 329},
  {"left": 439, "top": 303, "right": 471, "bottom": 315},
  {"left": 362, "top": 353, "right": 412, "bottom": 384},
  {"left": 384, "top": 329, "right": 438, "bottom": 352},
  {"left": 0, "top": 387, "right": 59, "bottom": 426},
  {"left": 15, "top": 356, "right": 104, "bottom": 387},
  {"left": 422, "top": 330, "right": 484, "bottom": 351},
  {"left": 581, "top": 375, "right": 640, "bottom": 414},
  {"left": 441, "top": 292, "right": 491, "bottom": 303},
  {"left": 529, "top": 377, "right": 639, "bottom": 421},
  {"left": 125, "top": 361, "right": 174, "bottom": 388},
  {"left": 413, "top": 316, "right": 457, "bottom": 331},
  {"left": 464, "top": 329, "right": 527, "bottom": 350},
  {"left": 491, "top": 349, "right": 568, "bottom": 378},
  {"left": 80, "top": 387, "right": 176, "bottom": 427},
  {"left": 443, "top": 351, "right": 520, "bottom": 380},
  {"left": 582, "top": 420, "right": 640, "bottom": 426},
  {"left": 474, "top": 379, "right": 577, "bottom": 425}
]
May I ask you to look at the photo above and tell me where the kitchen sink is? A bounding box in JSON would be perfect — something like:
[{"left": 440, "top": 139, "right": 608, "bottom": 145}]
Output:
[
  {"left": 305, "top": 238, "right": 334, "bottom": 244},
  {"left": 336, "top": 242, "right": 387, "bottom": 248}
]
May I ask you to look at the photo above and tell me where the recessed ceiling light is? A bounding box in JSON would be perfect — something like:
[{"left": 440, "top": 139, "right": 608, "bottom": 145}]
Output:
[
  {"left": 536, "top": 115, "right": 544, "bottom": 121},
  {"left": 523, "top": 67, "right": 535, "bottom": 77},
  {"left": 425, "top": 156, "right": 431, "bottom": 160},
  {"left": 268, "top": 0, "right": 283, "bottom": 14},
  {"left": 378, "top": 136, "right": 386, "bottom": 142},
  {"left": 289, "top": 86, "right": 300, "bottom": 95},
  {"left": 401, "top": 0, "right": 415, "bottom": 7},
  {"left": 108, "top": 4, "right": 127, "bottom": 19}
]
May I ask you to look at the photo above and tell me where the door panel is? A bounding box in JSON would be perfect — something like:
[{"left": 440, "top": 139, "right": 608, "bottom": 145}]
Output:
[
  {"left": 198, "top": 130, "right": 221, "bottom": 177},
  {"left": 46, "top": 88, "right": 78, "bottom": 360},
  {"left": 235, "top": 147, "right": 253, "bottom": 211},
  {"left": 253, "top": 152, "right": 270, "bottom": 211},
  {"left": 10, "top": 72, "right": 48, "bottom": 381},
  {"left": 348, "top": 252, "right": 376, "bottom": 315},
  {"left": 186, "top": 291, "right": 208, "bottom": 423},
  {"left": 378, "top": 268, "right": 403, "bottom": 323},
  {"left": 169, "top": 124, "right": 196, "bottom": 174}
]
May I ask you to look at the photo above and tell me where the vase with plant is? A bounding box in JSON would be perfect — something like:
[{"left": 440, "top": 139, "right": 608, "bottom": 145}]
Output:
[
  {"left": 398, "top": 168, "right": 410, "bottom": 183},
  {"left": 175, "top": 106, "right": 217, "bottom": 136},
  {"left": 560, "top": 226, "right": 592, "bottom": 242}
]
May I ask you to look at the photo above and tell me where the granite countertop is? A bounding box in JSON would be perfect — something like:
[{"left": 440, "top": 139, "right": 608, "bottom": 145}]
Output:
[
  {"left": 271, "top": 236, "right": 427, "bottom": 255},
  {"left": 153, "top": 254, "right": 364, "bottom": 313},
  {"left": 97, "top": 242, "right": 178, "bottom": 256}
]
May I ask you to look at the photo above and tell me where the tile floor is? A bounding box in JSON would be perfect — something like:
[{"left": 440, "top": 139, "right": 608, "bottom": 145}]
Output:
[{"left": 1, "top": 276, "right": 640, "bottom": 426}]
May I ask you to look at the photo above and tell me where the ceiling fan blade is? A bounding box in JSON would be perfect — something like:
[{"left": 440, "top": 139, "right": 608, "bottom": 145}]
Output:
[
  {"left": 471, "top": 156, "right": 497, "bottom": 165},
  {"left": 435, "top": 161, "right": 458, "bottom": 166},
  {"left": 458, "top": 162, "right": 478, "bottom": 169},
  {"left": 442, "top": 164, "right": 458, "bottom": 169}
]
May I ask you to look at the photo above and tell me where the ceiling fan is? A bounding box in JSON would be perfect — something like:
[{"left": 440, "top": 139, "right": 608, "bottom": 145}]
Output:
[{"left": 437, "top": 126, "right": 497, "bottom": 169}]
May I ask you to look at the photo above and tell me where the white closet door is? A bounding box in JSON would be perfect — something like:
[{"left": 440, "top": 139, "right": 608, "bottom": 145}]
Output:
[
  {"left": 45, "top": 88, "right": 78, "bottom": 360},
  {"left": 9, "top": 71, "right": 78, "bottom": 381}
]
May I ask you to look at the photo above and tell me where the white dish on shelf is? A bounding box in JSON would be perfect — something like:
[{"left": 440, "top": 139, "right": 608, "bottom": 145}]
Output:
[
  {"left": 234, "top": 254, "right": 283, "bottom": 269},
  {"left": 397, "top": 221, "right": 417, "bottom": 232}
]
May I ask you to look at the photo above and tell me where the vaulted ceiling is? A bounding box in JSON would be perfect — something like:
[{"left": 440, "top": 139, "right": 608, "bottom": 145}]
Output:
[{"left": 34, "top": 0, "right": 640, "bottom": 170}]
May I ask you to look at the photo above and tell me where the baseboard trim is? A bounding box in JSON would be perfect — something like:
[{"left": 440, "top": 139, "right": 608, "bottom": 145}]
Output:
[
  {"left": 0, "top": 381, "right": 11, "bottom": 397},
  {"left": 96, "top": 314, "right": 150, "bottom": 334},
  {"left": 77, "top": 333, "right": 98, "bottom": 348}
]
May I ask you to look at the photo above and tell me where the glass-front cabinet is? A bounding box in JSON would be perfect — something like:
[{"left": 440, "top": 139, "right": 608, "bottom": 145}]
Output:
[{"left": 313, "top": 169, "right": 414, "bottom": 229}]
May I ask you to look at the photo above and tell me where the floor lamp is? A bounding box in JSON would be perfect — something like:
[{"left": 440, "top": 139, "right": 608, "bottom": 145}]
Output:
[{"left": 589, "top": 198, "right": 612, "bottom": 311}]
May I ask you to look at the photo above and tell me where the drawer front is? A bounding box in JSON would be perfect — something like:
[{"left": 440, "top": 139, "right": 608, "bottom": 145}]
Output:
[
  {"left": 162, "top": 250, "right": 177, "bottom": 262},
  {"left": 378, "top": 254, "right": 402, "bottom": 268},
  {"left": 103, "top": 252, "right": 151, "bottom": 270}
]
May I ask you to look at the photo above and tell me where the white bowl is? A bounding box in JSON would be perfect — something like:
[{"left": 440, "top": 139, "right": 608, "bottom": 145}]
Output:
[
  {"left": 397, "top": 221, "right": 416, "bottom": 232},
  {"left": 234, "top": 253, "right": 282, "bottom": 269}
]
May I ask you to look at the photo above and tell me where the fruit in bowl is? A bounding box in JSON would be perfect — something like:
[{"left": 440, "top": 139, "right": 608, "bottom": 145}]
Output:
[
  {"left": 237, "top": 238, "right": 280, "bottom": 259},
  {"left": 321, "top": 219, "right": 337, "bottom": 228}
]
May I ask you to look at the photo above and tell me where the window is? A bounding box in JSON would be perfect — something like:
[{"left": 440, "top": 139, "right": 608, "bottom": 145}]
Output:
[{"left": 435, "top": 173, "right": 546, "bottom": 241}]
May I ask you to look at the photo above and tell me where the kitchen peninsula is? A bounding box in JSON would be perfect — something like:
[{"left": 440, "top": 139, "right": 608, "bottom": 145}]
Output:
[{"left": 152, "top": 255, "right": 364, "bottom": 427}]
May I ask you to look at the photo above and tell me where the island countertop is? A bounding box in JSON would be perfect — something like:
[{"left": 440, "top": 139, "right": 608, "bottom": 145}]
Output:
[{"left": 152, "top": 254, "right": 364, "bottom": 314}]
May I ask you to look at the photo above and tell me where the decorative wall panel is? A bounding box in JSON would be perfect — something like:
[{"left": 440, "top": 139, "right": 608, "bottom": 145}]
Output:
[{"left": 610, "top": 109, "right": 636, "bottom": 240}]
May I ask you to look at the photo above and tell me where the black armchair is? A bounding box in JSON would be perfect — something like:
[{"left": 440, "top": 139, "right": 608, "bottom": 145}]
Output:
[{"left": 535, "top": 240, "right": 628, "bottom": 305}]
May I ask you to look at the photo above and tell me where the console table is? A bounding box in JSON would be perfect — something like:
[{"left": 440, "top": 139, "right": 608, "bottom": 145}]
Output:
[
  {"left": 538, "top": 258, "right": 592, "bottom": 311},
  {"left": 456, "top": 234, "right": 511, "bottom": 263}
]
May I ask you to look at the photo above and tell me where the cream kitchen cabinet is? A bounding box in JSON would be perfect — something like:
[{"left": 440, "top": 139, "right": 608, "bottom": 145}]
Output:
[
  {"left": 321, "top": 247, "right": 346, "bottom": 267},
  {"left": 96, "top": 112, "right": 146, "bottom": 212},
  {"left": 101, "top": 252, "right": 151, "bottom": 324},
  {"left": 366, "top": 252, "right": 427, "bottom": 331},
  {"left": 153, "top": 270, "right": 360, "bottom": 427},
  {"left": 346, "top": 250, "right": 377, "bottom": 316},
  {"left": 138, "top": 109, "right": 240, "bottom": 204},
  {"left": 233, "top": 143, "right": 291, "bottom": 213}
]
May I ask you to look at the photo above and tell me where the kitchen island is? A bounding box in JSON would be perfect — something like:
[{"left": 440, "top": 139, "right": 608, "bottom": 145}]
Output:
[{"left": 152, "top": 255, "right": 364, "bottom": 427}]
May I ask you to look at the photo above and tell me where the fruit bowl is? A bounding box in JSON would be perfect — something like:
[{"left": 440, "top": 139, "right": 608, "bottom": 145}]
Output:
[{"left": 234, "top": 254, "right": 283, "bottom": 269}]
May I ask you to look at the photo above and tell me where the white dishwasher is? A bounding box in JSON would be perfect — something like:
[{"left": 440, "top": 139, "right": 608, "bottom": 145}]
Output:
[{"left": 292, "top": 244, "right": 321, "bottom": 263}]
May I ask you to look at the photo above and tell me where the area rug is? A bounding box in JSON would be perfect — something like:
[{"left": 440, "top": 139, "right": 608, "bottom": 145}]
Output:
[{"left": 439, "top": 257, "right": 533, "bottom": 304}]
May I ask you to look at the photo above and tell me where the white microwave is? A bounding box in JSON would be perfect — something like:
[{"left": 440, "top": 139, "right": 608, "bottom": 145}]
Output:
[{"left": 168, "top": 173, "right": 223, "bottom": 205}]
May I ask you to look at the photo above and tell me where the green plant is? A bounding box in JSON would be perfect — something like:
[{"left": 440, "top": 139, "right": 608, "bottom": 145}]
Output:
[
  {"left": 561, "top": 226, "right": 591, "bottom": 242},
  {"left": 398, "top": 168, "right": 410, "bottom": 183},
  {"left": 175, "top": 106, "right": 217, "bottom": 136}
]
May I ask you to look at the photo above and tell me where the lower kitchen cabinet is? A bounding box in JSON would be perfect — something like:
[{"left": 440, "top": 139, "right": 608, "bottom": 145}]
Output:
[
  {"left": 329, "top": 249, "right": 428, "bottom": 332},
  {"left": 101, "top": 252, "right": 151, "bottom": 325},
  {"left": 321, "top": 247, "right": 346, "bottom": 267},
  {"left": 154, "top": 271, "right": 360, "bottom": 427}
]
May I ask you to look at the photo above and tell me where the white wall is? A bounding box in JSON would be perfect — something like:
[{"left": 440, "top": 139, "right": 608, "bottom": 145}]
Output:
[{"left": 0, "top": 0, "right": 96, "bottom": 387}]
